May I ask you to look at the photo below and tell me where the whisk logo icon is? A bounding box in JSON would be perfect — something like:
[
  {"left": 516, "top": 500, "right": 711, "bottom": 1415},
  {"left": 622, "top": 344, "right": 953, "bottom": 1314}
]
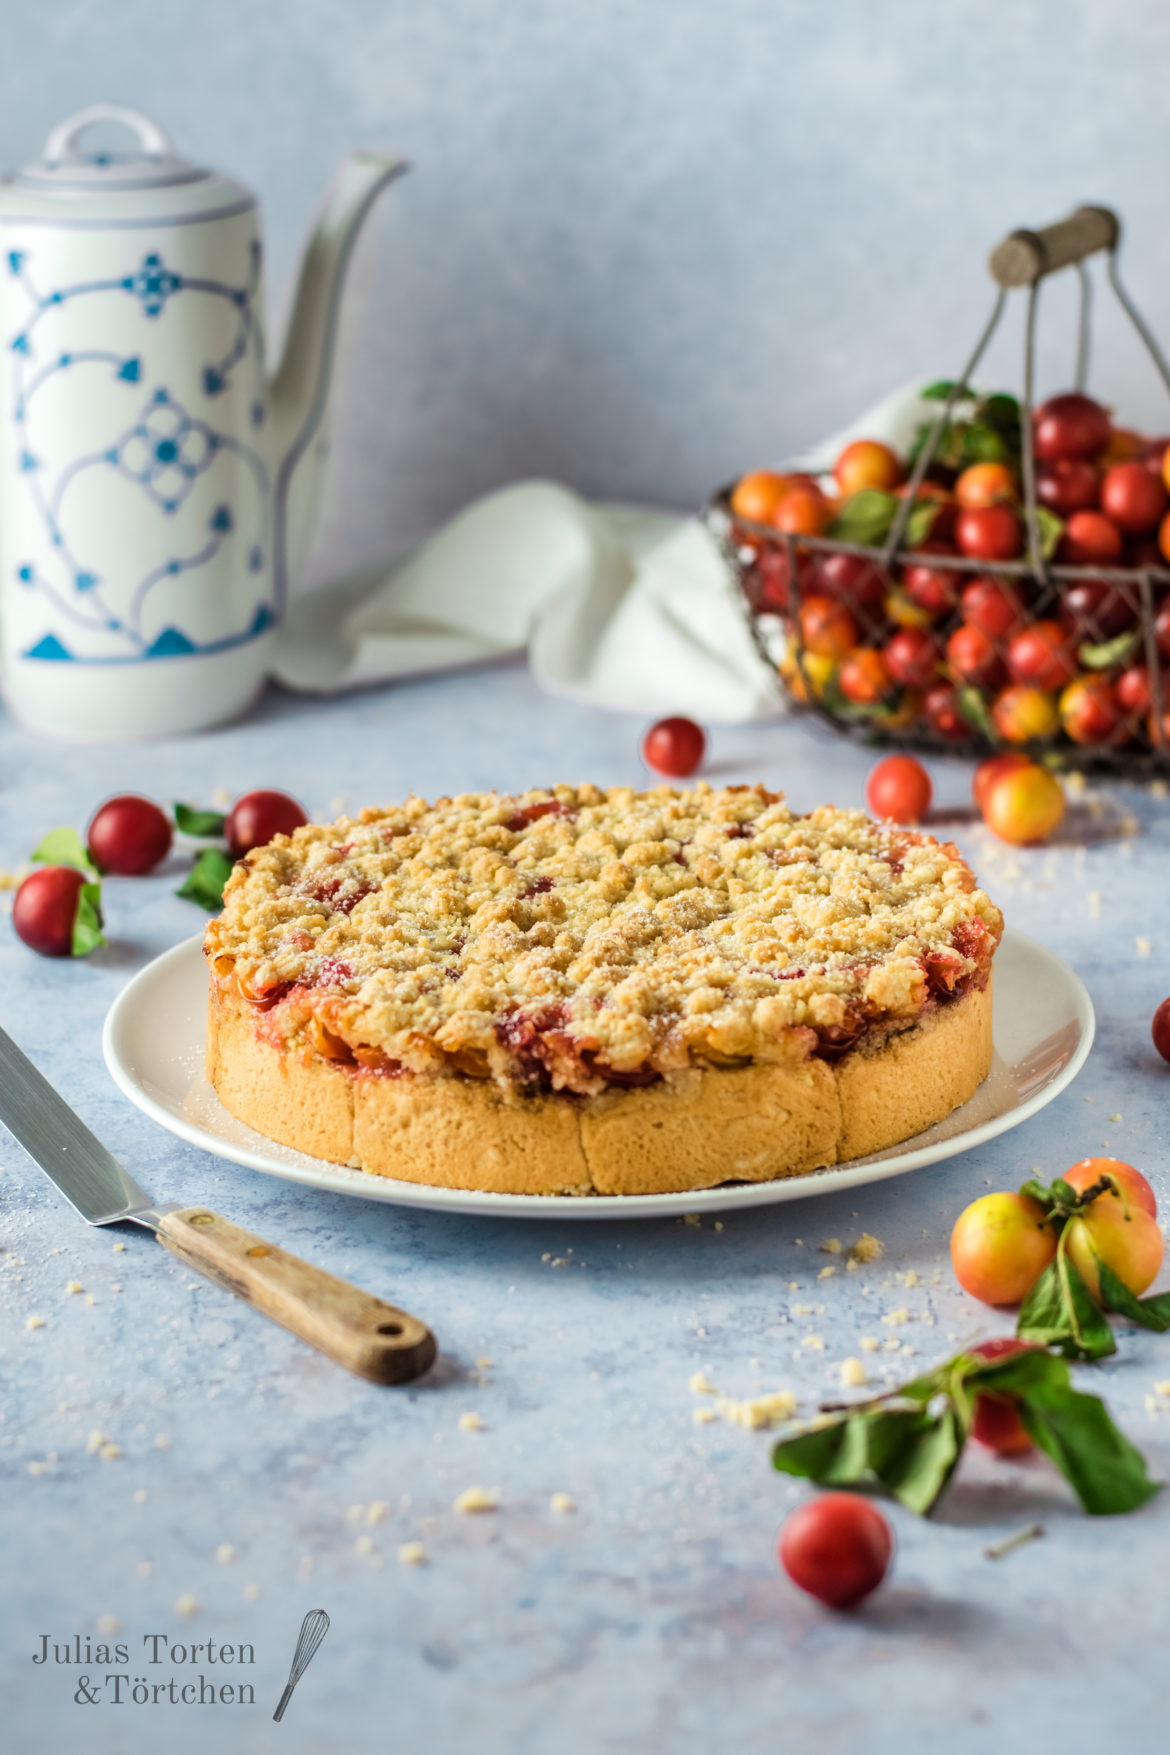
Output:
[{"left": 273, "top": 1610, "right": 330, "bottom": 1722}]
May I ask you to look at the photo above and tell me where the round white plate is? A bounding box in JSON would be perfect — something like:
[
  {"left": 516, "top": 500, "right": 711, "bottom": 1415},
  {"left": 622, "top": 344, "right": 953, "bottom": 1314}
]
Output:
[{"left": 102, "top": 927, "right": 1093, "bottom": 1220}]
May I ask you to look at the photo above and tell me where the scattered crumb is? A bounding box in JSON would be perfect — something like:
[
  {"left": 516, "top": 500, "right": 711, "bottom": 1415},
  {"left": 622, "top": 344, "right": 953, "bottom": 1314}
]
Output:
[
  {"left": 896, "top": 1269, "right": 920, "bottom": 1289},
  {"left": 97, "top": 1614, "right": 121, "bottom": 1636},
  {"left": 215, "top": 1544, "right": 236, "bottom": 1566},
  {"left": 210, "top": 787, "right": 231, "bottom": 809},
  {"left": 845, "top": 1257, "right": 860, "bottom": 1273},
  {"left": 1065, "top": 771, "right": 1086, "bottom": 798},
  {"left": 883, "top": 1337, "right": 903, "bottom": 1352},
  {"left": 790, "top": 1303, "right": 813, "bottom": 1317},
  {"left": 84, "top": 1294, "right": 95, "bottom": 1307},
  {"left": 839, "top": 1358, "right": 867, "bottom": 1387},
  {"left": 345, "top": 1504, "right": 365, "bottom": 1523},
  {"left": 818, "top": 1266, "right": 836, "bottom": 1281},
  {"left": 819, "top": 1238, "right": 843, "bottom": 1255},
  {"left": 1146, "top": 1393, "right": 1159, "bottom": 1416},
  {"left": 550, "top": 1493, "right": 576, "bottom": 1515},
  {"left": 458, "top": 1412, "right": 485, "bottom": 1432},
  {"left": 398, "top": 1542, "right": 427, "bottom": 1567},
  {"left": 453, "top": 1486, "right": 499, "bottom": 1514},
  {"left": 354, "top": 1535, "right": 375, "bottom": 1557},
  {"left": 693, "top": 1406, "right": 717, "bottom": 1425},
  {"left": 714, "top": 1221, "right": 724, "bottom": 1233},
  {"left": 135, "top": 1562, "right": 152, "bottom": 1580},
  {"left": 715, "top": 1390, "right": 797, "bottom": 1429},
  {"left": 682, "top": 1214, "right": 701, "bottom": 1228},
  {"left": 153, "top": 1435, "right": 171, "bottom": 1451},
  {"left": 800, "top": 1334, "right": 825, "bottom": 1351},
  {"left": 849, "top": 1234, "right": 884, "bottom": 1265},
  {"left": 1156, "top": 1381, "right": 1170, "bottom": 1397},
  {"left": 1151, "top": 779, "right": 1168, "bottom": 799},
  {"left": 86, "top": 1430, "right": 107, "bottom": 1455},
  {"left": 689, "top": 1371, "right": 717, "bottom": 1395},
  {"left": 1086, "top": 891, "right": 1102, "bottom": 918},
  {"left": 174, "top": 1595, "right": 199, "bottom": 1619},
  {"left": 366, "top": 1501, "right": 388, "bottom": 1525},
  {"left": 65, "top": 1280, "right": 83, "bottom": 1295},
  {"left": 859, "top": 1336, "right": 881, "bottom": 1353},
  {"left": 243, "top": 1583, "right": 261, "bottom": 1603},
  {"left": 100, "top": 1444, "right": 122, "bottom": 1461},
  {"left": 28, "top": 1460, "right": 46, "bottom": 1476},
  {"left": 474, "top": 1356, "right": 492, "bottom": 1370},
  {"left": 1137, "top": 937, "right": 1152, "bottom": 957},
  {"left": 132, "top": 1489, "right": 148, "bottom": 1505},
  {"left": 111, "top": 1284, "right": 122, "bottom": 1294},
  {"left": 113, "top": 1242, "right": 125, "bottom": 1252},
  {"left": 882, "top": 1309, "right": 910, "bottom": 1327},
  {"left": 25, "top": 1315, "right": 44, "bottom": 1331}
]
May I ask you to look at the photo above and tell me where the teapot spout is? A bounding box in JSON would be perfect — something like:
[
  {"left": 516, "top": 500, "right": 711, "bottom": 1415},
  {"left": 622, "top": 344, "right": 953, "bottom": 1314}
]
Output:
[{"left": 269, "top": 153, "right": 406, "bottom": 603}]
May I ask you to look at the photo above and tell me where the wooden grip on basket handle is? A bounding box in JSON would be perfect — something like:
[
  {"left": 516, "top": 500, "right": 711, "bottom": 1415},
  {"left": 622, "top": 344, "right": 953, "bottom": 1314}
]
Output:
[{"left": 988, "top": 206, "right": 1119, "bottom": 288}]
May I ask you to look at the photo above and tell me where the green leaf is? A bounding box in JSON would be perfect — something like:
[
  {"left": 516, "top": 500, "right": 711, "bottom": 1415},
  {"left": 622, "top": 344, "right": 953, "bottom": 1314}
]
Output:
[
  {"left": 1095, "top": 1258, "right": 1170, "bottom": 1333},
  {"left": 876, "top": 1406, "right": 964, "bottom": 1515},
  {"left": 771, "top": 1406, "right": 925, "bottom": 1485},
  {"left": 979, "top": 392, "right": 1022, "bottom": 431},
  {"left": 827, "top": 488, "right": 898, "bottom": 547},
  {"left": 920, "top": 380, "right": 972, "bottom": 402},
  {"left": 174, "top": 802, "right": 228, "bottom": 838},
  {"left": 1018, "top": 1382, "right": 1161, "bottom": 1516},
  {"left": 1079, "top": 629, "right": 1141, "bottom": 671},
  {"left": 956, "top": 685, "right": 997, "bottom": 739},
  {"left": 959, "top": 423, "right": 1010, "bottom": 467},
  {"left": 904, "top": 498, "right": 943, "bottom": 547},
  {"left": 31, "top": 825, "right": 97, "bottom": 877},
  {"left": 175, "top": 847, "right": 235, "bottom": 912},
  {"left": 1036, "top": 505, "right": 1064, "bottom": 560},
  {"left": 70, "top": 881, "right": 105, "bottom": 957},
  {"left": 1016, "top": 1251, "right": 1116, "bottom": 1360}
]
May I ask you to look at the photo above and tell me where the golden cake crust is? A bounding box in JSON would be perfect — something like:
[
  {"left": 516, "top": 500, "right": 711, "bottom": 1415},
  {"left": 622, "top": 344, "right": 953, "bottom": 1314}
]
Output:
[
  {"left": 206, "top": 957, "right": 993, "bottom": 1196},
  {"left": 203, "top": 783, "right": 1000, "bottom": 1195}
]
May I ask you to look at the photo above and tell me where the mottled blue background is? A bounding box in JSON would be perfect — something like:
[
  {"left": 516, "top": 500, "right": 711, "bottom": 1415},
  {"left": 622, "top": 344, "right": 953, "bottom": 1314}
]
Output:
[
  {"left": 3, "top": 10, "right": 1170, "bottom": 1753},
  {"left": 4, "top": 0, "right": 1170, "bottom": 568}
]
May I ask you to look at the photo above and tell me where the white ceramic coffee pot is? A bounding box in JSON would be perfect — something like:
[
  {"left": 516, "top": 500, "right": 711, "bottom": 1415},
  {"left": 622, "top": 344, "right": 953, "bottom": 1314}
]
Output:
[{"left": 0, "top": 105, "right": 403, "bottom": 739}]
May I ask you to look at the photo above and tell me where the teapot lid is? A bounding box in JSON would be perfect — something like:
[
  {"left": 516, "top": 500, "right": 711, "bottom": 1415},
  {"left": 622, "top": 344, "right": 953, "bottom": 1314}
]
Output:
[{"left": 11, "top": 106, "right": 208, "bottom": 193}]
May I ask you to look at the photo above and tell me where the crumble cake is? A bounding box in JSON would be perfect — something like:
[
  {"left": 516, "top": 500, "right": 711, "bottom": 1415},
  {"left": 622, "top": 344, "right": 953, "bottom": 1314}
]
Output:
[{"left": 203, "top": 783, "right": 1001, "bottom": 1195}]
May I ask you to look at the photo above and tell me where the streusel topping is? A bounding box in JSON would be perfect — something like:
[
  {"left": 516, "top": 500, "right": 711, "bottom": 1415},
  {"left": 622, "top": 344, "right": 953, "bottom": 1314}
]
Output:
[{"left": 205, "top": 784, "right": 1002, "bottom": 1096}]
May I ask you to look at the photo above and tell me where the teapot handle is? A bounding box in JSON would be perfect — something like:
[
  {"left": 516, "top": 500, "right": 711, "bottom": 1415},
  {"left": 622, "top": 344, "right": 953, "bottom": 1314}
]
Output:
[{"left": 43, "top": 105, "right": 173, "bottom": 166}]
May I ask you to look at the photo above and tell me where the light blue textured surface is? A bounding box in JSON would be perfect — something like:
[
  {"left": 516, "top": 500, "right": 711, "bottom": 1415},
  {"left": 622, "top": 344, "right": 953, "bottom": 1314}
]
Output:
[{"left": 0, "top": 666, "right": 1168, "bottom": 1753}]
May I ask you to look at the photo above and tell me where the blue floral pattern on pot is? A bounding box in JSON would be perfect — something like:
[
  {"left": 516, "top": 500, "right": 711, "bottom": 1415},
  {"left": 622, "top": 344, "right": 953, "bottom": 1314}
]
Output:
[{"left": 6, "top": 238, "right": 274, "bottom": 665}]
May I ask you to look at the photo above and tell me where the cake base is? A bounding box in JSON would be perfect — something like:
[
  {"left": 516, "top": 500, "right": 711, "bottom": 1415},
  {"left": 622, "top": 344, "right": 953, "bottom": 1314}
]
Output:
[{"left": 206, "top": 978, "right": 993, "bottom": 1197}]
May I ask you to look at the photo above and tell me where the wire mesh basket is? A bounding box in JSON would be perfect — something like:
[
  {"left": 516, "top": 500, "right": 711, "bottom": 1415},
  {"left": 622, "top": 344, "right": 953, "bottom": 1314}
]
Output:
[{"left": 705, "top": 205, "right": 1170, "bottom": 774}]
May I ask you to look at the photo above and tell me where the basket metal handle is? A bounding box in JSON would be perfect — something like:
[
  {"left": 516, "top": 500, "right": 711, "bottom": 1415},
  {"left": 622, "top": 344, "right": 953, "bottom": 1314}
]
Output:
[{"left": 989, "top": 206, "right": 1119, "bottom": 287}]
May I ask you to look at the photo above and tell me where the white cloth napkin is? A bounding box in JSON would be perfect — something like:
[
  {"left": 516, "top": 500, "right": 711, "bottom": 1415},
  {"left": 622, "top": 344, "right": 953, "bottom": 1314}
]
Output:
[{"left": 272, "top": 381, "right": 935, "bottom": 723}]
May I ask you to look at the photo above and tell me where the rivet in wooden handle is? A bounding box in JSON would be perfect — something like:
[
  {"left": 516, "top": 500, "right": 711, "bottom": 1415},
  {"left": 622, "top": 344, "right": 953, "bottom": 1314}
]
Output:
[{"left": 156, "top": 1207, "right": 436, "bottom": 1384}]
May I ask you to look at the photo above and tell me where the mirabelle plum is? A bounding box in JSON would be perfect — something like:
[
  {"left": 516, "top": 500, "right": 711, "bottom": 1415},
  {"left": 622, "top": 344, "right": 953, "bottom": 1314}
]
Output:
[
  {"left": 1065, "top": 1201, "right": 1164, "bottom": 1300},
  {"left": 950, "top": 1192, "right": 1057, "bottom": 1305},
  {"left": 778, "top": 1494, "right": 892, "bottom": 1609},
  {"left": 991, "top": 685, "right": 1060, "bottom": 744},
  {"left": 834, "top": 439, "right": 903, "bottom": 497},
  {"left": 730, "top": 470, "right": 793, "bottom": 524},
  {"left": 1063, "top": 1157, "right": 1157, "bottom": 1220},
  {"left": 969, "top": 1338, "right": 1038, "bottom": 1456},
  {"left": 865, "top": 755, "right": 932, "bottom": 823},
  {"left": 981, "top": 764, "right": 1065, "bottom": 845}
]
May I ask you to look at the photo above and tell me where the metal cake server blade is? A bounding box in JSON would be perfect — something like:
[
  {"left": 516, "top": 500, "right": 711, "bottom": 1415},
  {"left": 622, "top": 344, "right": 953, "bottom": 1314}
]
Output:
[{"left": 0, "top": 1022, "right": 435, "bottom": 1384}]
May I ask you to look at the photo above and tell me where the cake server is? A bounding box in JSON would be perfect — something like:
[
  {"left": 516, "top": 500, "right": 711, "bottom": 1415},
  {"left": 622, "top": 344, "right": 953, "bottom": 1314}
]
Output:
[{"left": 0, "top": 1022, "right": 436, "bottom": 1384}]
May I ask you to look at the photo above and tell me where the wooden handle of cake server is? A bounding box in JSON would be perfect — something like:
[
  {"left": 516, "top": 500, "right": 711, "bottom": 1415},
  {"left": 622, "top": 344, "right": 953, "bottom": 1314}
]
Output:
[
  {"left": 156, "top": 1207, "right": 437, "bottom": 1384},
  {"left": 988, "top": 205, "right": 1119, "bottom": 287}
]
